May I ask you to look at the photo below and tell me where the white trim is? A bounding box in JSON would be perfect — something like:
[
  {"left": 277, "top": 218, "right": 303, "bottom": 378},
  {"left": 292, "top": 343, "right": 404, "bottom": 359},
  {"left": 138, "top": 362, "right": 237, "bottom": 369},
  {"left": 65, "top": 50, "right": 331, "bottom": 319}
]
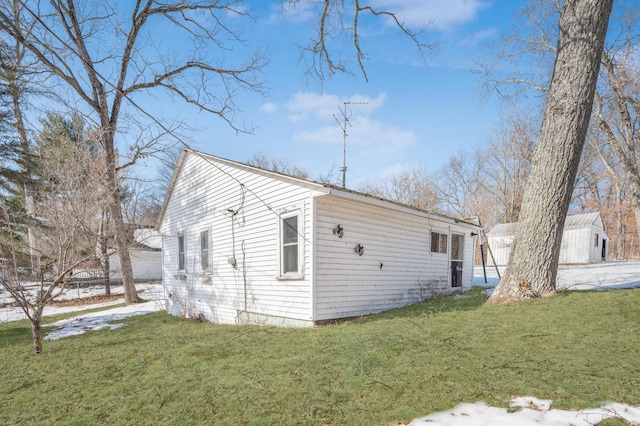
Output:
[
  {"left": 199, "top": 228, "right": 211, "bottom": 273},
  {"left": 450, "top": 232, "right": 465, "bottom": 289},
  {"left": 277, "top": 207, "right": 304, "bottom": 279},
  {"left": 310, "top": 198, "right": 317, "bottom": 321},
  {"left": 177, "top": 232, "right": 186, "bottom": 272}
]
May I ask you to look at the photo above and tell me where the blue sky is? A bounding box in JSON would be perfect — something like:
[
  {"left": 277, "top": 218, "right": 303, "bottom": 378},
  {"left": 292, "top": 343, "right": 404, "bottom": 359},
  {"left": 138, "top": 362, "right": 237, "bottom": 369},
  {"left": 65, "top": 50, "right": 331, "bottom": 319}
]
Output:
[{"left": 137, "top": 0, "right": 532, "bottom": 189}]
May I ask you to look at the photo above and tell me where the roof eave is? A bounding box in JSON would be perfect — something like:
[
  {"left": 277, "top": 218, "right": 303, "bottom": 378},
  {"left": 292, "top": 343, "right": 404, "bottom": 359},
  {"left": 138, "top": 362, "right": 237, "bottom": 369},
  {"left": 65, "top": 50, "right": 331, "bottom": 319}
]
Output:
[{"left": 323, "top": 186, "right": 478, "bottom": 228}]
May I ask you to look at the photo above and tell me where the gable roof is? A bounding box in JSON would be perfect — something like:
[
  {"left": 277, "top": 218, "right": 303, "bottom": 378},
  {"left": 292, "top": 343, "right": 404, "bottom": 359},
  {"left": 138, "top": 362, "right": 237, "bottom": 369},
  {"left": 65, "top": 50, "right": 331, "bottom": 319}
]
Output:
[
  {"left": 564, "top": 211, "right": 602, "bottom": 229},
  {"left": 133, "top": 228, "right": 162, "bottom": 251},
  {"left": 487, "top": 222, "right": 517, "bottom": 237},
  {"left": 156, "top": 149, "right": 479, "bottom": 230},
  {"left": 487, "top": 212, "right": 605, "bottom": 237}
]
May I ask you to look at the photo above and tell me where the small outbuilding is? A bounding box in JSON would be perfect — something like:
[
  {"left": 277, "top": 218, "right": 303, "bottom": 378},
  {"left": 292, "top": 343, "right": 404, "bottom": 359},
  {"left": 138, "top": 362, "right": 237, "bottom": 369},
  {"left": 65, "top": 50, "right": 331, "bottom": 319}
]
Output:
[
  {"left": 156, "top": 150, "right": 480, "bottom": 327},
  {"left": 486, "top": 212, "right": 608, "bottom": 266},
  {"left": 109, "top": 228, "right": 163, "bottom": 281}
]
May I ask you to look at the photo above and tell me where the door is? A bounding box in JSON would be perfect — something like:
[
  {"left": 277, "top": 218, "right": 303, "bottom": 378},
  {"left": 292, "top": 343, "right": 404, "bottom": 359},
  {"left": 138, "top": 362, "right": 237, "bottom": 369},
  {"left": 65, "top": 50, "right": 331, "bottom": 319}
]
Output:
[
  {"left": 450, "top": 234, "right": 464, "bottom": 288},
  {"left": 601, "top": 239, "right": 607, "bottom": 261}
]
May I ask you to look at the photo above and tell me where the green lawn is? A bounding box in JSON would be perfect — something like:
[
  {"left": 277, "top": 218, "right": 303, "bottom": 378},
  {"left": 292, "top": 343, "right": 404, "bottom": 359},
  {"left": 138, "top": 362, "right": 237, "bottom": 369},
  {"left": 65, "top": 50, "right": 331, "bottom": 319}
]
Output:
[{"left": 1, "top": 287, "right": 639, "bottom": 425}]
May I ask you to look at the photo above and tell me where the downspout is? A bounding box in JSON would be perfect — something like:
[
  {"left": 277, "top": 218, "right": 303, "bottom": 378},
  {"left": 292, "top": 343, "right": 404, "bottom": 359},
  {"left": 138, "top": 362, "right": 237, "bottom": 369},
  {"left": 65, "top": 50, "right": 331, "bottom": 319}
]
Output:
[
  {"left": 161, "top": 234, "right": 166, "bottom": 312},
  {"left": 242, "top": 240, "right": 247, "bottom": 313},
  {"left": 311, "top": 197, "right": 317, "bottom": 324}
]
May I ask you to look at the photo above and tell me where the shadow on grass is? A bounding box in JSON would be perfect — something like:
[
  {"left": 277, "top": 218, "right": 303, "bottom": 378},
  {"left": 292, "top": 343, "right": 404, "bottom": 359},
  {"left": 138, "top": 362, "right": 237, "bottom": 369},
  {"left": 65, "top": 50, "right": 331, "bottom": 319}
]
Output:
[
  {"left": 350, "top": 287, "right": 490, "bottom": 325},
  {"left": 0, "top": 321, "right": 33, "bottom": 348}
]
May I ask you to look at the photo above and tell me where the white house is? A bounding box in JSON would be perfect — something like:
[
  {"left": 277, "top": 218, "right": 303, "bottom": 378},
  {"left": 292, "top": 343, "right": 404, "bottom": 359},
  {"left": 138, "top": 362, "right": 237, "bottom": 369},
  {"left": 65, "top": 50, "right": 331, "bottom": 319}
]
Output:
[
  {"left": 109, "top": 228, "right": 163, "bottom": 281},
  {"left": 486, "top": 212, "right": 608, "bottom": 266},
  {"left": 156, "top": 150, "right": 479, "bottom": 327}
]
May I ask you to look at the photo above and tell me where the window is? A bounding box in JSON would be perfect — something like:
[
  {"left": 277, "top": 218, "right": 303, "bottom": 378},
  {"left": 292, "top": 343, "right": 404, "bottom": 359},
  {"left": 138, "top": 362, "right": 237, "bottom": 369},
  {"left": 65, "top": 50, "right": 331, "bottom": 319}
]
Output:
[
  {"left": 178, "top": 234, "right": 185, "bottom": 271},
  {"left": 594, "top": 233, "right": 599, "bottom": 248},
  {"left": 451, "top": 234, "right": 464, "bottom": 260},
  {"left": 200, "top": 230, "right": 210, "bottom": 272},
  {"left": 430, "top": 232, "right": 448, "bottom": 254},
  {"left": 281, "top": 213, "right": 300, "bottom": 275}
]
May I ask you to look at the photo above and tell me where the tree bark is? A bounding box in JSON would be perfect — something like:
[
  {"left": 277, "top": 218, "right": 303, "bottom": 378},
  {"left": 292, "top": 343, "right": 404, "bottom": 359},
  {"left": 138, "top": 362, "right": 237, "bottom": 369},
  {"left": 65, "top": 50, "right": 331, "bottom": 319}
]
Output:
[
  {"left": 31, "top": 310, "right": 42, "bottom": 355},
  {"left": 99, "top": 213, "right": 111, "bottom": 295},
  {"left": 104, "top": 131, "right": 140, "bottom": 304},
  {"left": 8, "top": 73, "right": 39, "bottom": 274},
  {"left": 489, "top": 0, "right": 613, "bottom": 303}
]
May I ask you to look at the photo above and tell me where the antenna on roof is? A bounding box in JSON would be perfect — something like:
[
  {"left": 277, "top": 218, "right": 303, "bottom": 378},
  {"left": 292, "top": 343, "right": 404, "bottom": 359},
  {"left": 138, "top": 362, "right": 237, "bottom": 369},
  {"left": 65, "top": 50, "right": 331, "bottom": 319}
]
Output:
[{"left": 333, "top": 101, "right": 367, "bottom": 188}]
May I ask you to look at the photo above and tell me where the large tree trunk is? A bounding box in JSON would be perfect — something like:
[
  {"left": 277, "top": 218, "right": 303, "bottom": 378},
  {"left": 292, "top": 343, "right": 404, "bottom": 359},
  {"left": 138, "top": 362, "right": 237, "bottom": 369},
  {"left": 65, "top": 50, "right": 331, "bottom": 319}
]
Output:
[
  {"left": 489, "top": 0, "right": 613, "bottom": 303},
  {"left": 614, "top": 184, "right": 625, "bottom": 260},
  {"left": 9, "top": 81, "right": 39, "bottom": 274},
  {"left": 104, "top": 132, "right": 140, "bottom": 304},
  {"left": 31, "top": 310, "right": 42, "bottom": 355},
  {"left": 632, "top": 193, "right": 640, "bottom": 254},
  {"left": 98, "top": 211, "right": 111, "bottom": 295}
]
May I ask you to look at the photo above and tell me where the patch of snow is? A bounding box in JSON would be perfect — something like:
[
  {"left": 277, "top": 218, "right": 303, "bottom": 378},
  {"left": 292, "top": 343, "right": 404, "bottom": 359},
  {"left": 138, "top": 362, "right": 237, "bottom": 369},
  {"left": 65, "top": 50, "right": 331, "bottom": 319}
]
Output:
[
  {"left": 474, "top": 261, "right": 640, "bottom": 296},
  {"left": 44, "top": 297, "right": 164, "bottom": 340},
  {"left": 409, "top": 396, "right": 640, "bottom": 425},
  {"left": 0, "top": 283, "right": 165, "bottom": 324}
]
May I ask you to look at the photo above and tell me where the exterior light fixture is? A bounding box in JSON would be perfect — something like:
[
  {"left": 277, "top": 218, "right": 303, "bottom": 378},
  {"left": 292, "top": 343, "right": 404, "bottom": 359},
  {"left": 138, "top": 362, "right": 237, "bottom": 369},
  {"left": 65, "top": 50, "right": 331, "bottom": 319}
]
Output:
[{"left": 333, "top": 224, "right": 344, "bottom": 238}]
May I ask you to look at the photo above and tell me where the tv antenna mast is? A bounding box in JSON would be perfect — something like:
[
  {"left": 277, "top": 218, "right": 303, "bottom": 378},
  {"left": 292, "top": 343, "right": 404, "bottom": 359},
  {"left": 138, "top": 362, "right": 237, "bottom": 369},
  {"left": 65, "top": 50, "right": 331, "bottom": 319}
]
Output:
[{"left": 334, "top": 101, "right": 367, "bottom": 188}]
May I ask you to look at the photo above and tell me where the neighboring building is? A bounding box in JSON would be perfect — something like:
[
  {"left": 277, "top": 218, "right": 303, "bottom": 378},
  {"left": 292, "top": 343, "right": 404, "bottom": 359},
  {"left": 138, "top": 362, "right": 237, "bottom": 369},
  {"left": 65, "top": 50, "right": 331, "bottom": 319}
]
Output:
[
  {"left": 156, "top": 149, "right": 480, "bottom": 327},
  {"left": 486, "top": 212, "right": 608, "bottom": 266},
  {"left": 109, "top": 228, "right": 163, "bottom": 281}
]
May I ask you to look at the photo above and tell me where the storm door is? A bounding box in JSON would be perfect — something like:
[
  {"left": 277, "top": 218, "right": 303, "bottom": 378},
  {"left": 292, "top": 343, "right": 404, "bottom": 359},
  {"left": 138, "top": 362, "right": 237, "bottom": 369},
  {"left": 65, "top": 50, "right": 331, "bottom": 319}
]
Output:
[{"left": 450, "top": 233, "right": 464, "bottom": 288}]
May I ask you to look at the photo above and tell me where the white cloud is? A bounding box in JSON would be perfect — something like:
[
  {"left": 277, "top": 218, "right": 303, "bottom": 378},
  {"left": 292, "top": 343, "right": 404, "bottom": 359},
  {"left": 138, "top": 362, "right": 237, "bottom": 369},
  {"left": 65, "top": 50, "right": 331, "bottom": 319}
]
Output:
[
  {"left": 286, "top": 92, "right": 341, "bottom": 122},
  {"left": 349, "top": 116, "right": 416, "bottom": 152},
  {"left": 292, "top": 116, "right": 416, "bottom": 155},
  {"left": 268, "top": 1, "right": 316, "bottom": 24},
  {"left": 371, "top": 0, "right": 490, "bottom": 32},
  {"left": 459, "top": 28, "right": 498, "bottom": 47},
  {"left": 259, "top": 102, "right": 278, "bottom": 114},
  {"left": 378, "top": 162, "right": 419, "bottom": 180},
  {"left": 285, "top": 92, "right": 387, "bottom": 122},
  {"left": 288, "top": 91, "right": 413, "bottom": 163},
  {"left": 293, "top": 125, "right": 341, "bottom": 144}
]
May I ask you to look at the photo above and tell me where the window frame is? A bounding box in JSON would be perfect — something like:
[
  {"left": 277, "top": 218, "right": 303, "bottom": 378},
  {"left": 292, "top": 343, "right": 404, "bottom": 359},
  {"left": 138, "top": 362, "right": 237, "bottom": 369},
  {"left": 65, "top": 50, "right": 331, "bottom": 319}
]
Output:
[
  {"left": 450, "top": 233, "right": 464, "bottom": 261},
  {"left": 200, "top": 229, "right": 210, "bottom": 273},
  {"left": 430, "top": 231, "right": 448, "bottom": 254},
  {"left": 177, "top": 233, "right": 186, "bottom": 271},
  {"left": 278, "top": 209, "right": 303, "bottom": 279},
  {"left": 594, "top": 233, "right": 599, "bottom": 248}
]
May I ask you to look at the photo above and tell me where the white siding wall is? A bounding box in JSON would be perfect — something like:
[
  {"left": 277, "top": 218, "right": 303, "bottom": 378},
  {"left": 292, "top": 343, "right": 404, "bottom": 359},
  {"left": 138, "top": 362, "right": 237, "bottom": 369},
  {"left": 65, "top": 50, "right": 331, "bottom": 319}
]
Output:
[
  {"left": 313, "top": 196, "right": 476, "bottom": 321},
  {"left": 588, "top": 227, "right": 608, "bottom": 262},
  {"left": 488, "top": 225, "right": 608, "bottom": 266},
  {"left": 109, "top": 250, "right": 162, "bottom": 280},
  {"left": 486, "top": 236, "right": 513, "bottom": 266},
  {"left": 559, "top": 228, "right": 590, "bottom": 264},
  {"left": 159, "top": 153, "right": 323, "bottom": 326}
]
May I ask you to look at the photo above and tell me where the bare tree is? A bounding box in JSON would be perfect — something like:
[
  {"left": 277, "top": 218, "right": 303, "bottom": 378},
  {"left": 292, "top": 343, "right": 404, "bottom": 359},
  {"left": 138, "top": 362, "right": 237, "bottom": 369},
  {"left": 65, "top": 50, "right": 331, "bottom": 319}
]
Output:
[
  {"left": 293, "top": 0, "right": 435, "bottom": 82},
  {"left": 0, "top": 38, "right": 41, "bottom": 274},
  {"left": 360, "top": 164, "right": 439, "bottom": 212},
  {"left": 489, "top": 0, "right": 613, "bottom": 303},
  {"left": 435, "top": 151, "right": 480, "bottom": 219},
  {"left": 0, "top": 112, "right": 109, "bottom": 354},
  {"left": 476, "top": 0, "right": 560, "bottom": 99},
  {"left": 480, "top": 0, "right": 640, "bottom": 260},
  {"left": 247, "top": 152, "right": 309, "bottom": 180},
  {"left": 155, "top": 145, "right": 183, "bottom": 203},
  {"left": 0, "top": 214, "right": 84, "bottom": 354},
  {"left": 591, "top": 45, "right": 640, "bottom": 249},
  {"left": 477, "top": 112, "right": 537, "bottom": 225},
  {"left": 0, "top": 1, "right": 267, "bottom": 304},
  {"left": 574, "top": 128, "right": 639, "bottom": 260}
]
